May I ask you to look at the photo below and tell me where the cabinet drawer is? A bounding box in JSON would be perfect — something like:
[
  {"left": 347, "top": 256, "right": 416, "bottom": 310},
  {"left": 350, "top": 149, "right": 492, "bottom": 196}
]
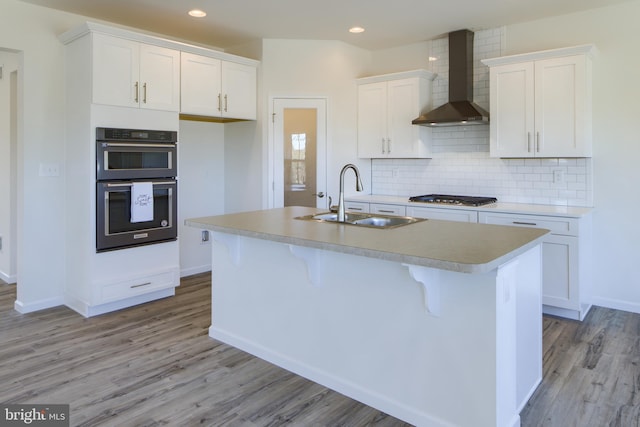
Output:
[
  {"left": 99, "top": 270, "right": 178, "bottom": 304},
  {"left": 406, "top": 206, "right": 478, "bottom": 223},
  {"left": 344, "top": 201, "right": 370, "bottom": 213},
  {"left": 478, "top": 212, "right": 578, "bottom": 236},
  {"left": 370, "top": 203, "right": 406, "bottom": 216}
]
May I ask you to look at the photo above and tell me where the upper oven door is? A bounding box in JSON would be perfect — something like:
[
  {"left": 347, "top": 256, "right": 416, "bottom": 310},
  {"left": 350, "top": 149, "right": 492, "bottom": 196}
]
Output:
[{"left": 97, "top": 141, "right": 177, "bottom": 180}]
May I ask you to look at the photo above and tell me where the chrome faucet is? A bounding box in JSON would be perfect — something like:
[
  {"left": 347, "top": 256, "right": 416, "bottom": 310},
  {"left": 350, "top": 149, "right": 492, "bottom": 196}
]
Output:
[{"left": 337, "top": 163, "right": 364, "bottom": 222}]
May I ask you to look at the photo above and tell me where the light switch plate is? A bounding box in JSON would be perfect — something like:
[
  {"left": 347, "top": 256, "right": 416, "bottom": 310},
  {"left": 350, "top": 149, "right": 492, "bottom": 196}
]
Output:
[{"left": 39, "top": 163, "right": 60, "bottom": 177}]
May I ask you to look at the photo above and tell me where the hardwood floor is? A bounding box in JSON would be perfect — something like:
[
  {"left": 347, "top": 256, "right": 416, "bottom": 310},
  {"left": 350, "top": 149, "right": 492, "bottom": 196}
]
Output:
[{"left": 1, "top": 274, "right": 639, "bottom": 426}]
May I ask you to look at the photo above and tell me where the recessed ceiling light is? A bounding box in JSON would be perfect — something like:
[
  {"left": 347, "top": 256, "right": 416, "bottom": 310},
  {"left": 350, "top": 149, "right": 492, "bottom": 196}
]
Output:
[
  {"left": 349, "top": 27, "right": 365, "bottom": 34},
  {"left": 188, "top": 9, "right": 207, "bottom": 18}
]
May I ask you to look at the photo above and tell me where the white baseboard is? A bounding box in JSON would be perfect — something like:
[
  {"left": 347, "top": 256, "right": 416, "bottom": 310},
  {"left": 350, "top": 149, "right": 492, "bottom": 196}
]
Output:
[
  {"left": 0, "top": 269, "right": 17, "bottom": 284},
  {"left": 590, "top": 297, "right": 640, "bottom": 315},
  {"left": 14, "top": 296, "right": 65, "bottom": 314},
  {"left": 65, "top": 288, "right": 176, "bottom": 318},
  {"left": 180, "top": 264, "right": 211, "bottom": 278}
]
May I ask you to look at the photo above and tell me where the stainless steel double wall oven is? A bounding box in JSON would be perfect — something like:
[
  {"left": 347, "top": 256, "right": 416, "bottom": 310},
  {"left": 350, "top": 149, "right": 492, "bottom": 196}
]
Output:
[{"left": 96, "top": 127, "right": 178, "bottom": 252}]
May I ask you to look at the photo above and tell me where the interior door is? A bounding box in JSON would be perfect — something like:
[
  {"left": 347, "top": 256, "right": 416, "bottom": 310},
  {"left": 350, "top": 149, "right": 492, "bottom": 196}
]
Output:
[{"left": 272, "top": 98, "right": 327, "bottom": 209}]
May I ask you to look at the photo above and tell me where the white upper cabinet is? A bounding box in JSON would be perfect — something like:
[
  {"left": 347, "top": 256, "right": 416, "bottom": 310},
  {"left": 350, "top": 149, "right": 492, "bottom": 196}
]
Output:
[
  {"left": 60, "top": 22, "right": 259, "bottom": 119},
  {"left": 483, "top": 45, "right": 595, "bottom": 158},
  {"left": 93, "top": 33, "right": 180, "bottom": 112},
  {"left": 357, "top": 70, "right": 435, "bottom": 158},
  {"left": 221, "top": 60, "right": 257, "bottom": 120},
  {"left": 180, "top": 52, "right": 222, "bottom": 116},
  {"left": 181, "top": 52, "right": 257, "bottom": 120}
]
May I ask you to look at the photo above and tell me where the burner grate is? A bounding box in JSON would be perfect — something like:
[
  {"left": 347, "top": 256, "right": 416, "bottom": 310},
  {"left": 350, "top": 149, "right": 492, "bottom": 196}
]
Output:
[{"left": 409, "top": 194, "right": 497, "bottom": 207}]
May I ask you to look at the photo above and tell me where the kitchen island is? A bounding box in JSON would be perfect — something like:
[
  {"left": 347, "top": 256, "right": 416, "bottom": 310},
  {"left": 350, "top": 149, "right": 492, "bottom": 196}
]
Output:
[{"left": 186, "top": 206, "right": 549, "bottom": 427}]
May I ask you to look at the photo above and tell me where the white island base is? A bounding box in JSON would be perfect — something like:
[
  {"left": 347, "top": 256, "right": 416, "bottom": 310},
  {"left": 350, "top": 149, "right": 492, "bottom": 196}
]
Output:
[{"left": 208, "top": 232, "right": 542, "bottom": 427}]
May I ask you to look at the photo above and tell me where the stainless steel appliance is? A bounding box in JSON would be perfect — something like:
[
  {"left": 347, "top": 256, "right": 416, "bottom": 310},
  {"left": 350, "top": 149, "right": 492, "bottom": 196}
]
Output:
[
  {"left": 409, "top": 194, "right": 497, "bottom": 206},
  {"left": 96, "top": 127, "right": 177, "bottom": 180},
  {"left": 96, "top": 127, "right": 178, "bottom": 252}
]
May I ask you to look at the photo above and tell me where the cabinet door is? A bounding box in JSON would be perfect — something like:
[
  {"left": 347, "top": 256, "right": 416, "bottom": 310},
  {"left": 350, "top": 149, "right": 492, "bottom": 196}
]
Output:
[
  {"left": 343, "top": 201, "right": 369, "bottom": 213},
  {"left": 357, "top": 82, "right": 387, "bottom": 158},
  {"left": 535, "top": 55, "right": 588, "bottom": 157},
  {"left": 221, "top": 61, "right": 257, "bottom": 120},
  {"left": 370, "top": 203, "right": 406, "bottom": 216},
  {"left": 541, "top": 234, "right": 579, "bottom": 310},
  {"left": 489, "top": 62, "right": 534, "bottom": 157},
  {"left": 180, "top": 52, "right": 221, "bottom": 116},
  {"left": 406, "top": 206, "right": 478, "bottom": 222},
  {"left": 92, "top": 33, "right": 139, "bottom": 108},
  {"left": 139, "top": 44, "right": 180, "bottom": 111},
  {"left": 387, "top": 78, "right": 421, "bottom": 158}
]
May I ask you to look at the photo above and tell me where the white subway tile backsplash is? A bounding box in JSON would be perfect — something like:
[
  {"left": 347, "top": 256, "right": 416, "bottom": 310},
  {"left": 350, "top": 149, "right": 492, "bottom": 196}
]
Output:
[{"left": 370, "top": 27, "right": 592, "bottom": 207}]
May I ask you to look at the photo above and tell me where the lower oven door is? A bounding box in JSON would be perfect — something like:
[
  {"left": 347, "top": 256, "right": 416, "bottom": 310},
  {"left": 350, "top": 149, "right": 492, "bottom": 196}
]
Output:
[{"left": 97, "top": 179, "right": 177, "bottom": 252}]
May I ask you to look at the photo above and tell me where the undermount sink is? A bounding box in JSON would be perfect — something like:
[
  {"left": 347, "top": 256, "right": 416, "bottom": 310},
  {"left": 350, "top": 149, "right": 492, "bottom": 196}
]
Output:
[{"left": 295, "top": 211, "right": 426, "bottom": 229}]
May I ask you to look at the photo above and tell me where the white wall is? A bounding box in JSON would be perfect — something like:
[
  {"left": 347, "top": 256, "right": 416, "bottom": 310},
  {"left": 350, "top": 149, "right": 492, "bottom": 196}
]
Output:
[
  {"left": 260, "top": 39, "right": 372, "bottom": 205},
  {"left": 177, "top": 120, "right": 225, "bottom": 276},
  {"left": 0, "top": 51, "right": 19, "bottom": 283},
  {"left": 0, "top": 1, "right": 81, "bottom": 309},
  {"left": 502, "top": 2, "right": 640, "bottom": 312}
]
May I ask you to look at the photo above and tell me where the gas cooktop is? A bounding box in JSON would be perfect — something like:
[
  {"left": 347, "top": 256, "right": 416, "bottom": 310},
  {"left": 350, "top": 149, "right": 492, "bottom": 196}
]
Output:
[{"left": 409, "top": 194, "right": 497, "bottom": 207}]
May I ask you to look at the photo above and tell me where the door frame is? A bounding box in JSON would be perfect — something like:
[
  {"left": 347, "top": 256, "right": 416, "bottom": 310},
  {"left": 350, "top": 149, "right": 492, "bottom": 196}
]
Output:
[{"left": 267, "top": 97, "right": 328, "bottom": 209}]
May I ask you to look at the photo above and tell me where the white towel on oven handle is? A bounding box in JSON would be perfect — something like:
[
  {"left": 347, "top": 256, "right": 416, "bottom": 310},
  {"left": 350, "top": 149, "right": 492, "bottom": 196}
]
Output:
[{"left": 131, "top": 182, "right": 154, "bottom": 223}]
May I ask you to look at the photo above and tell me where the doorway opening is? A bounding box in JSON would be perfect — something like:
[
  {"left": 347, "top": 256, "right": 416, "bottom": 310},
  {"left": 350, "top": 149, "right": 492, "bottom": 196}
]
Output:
[{"left": 0, "top": 50, "right": 20, "bottom": 285}]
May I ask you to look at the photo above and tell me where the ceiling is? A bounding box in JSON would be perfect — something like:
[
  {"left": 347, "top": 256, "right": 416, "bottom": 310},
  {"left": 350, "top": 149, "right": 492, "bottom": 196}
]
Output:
[{"left": 20, "top": 0, "right": 629, "bottom": 50}]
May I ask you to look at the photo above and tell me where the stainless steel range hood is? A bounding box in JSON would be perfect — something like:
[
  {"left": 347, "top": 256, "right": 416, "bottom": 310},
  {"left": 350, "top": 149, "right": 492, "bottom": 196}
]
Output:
[{"left": 412, "top": 29, "right": 489, "bottom": 127}]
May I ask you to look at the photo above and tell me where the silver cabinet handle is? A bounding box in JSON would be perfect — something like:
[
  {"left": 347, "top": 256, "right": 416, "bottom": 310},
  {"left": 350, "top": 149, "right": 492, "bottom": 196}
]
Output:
[
  {"left": 130, "top": 282, "right": 152, "bottom": 289},
  {"left": 381, "top": 138, "right": 386, "bottom": 154},
  {"left": 312, "top": 192, "right": 325, "bottom": 198},
  {"left": 224, "top": 94, "right": 228, "bottom": 112},
  {"left": 527, "top": 132, "right": 531, "bottom": 152},
  {"left": 387, "top": 138, "right": 391, "bottom": 154},
  {"left": 218, "top": 94, "right": 222, "bottom": 112},
  {"left": 513, "top": 221, "right": 537, "bottom": 226},
  {"left": 106, "top": 181, "right": 176, "bottom": 188},
  {"left": 349, "top": 207, "right": 363, "bottom": 211},
  {"left": 378, "top": 209, "right": 395, "bottom": 214},
  {"left": 143, "top": 83, "right": 147, "bottom": 103},
  {"left": 134, "top": 82, "right": 139, "bottom": 103},
  {"left": 536, "top": 132, "right": 540, "bottom": 153}
]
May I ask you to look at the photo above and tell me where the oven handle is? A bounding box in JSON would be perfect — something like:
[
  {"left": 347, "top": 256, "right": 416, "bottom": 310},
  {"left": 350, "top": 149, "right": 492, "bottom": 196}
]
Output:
[
  {"left": 101, "top": 142, "right": 177, "bottom": 148},
  {"left": 106, "top": 181, "right": 176, "bottom": 188}
]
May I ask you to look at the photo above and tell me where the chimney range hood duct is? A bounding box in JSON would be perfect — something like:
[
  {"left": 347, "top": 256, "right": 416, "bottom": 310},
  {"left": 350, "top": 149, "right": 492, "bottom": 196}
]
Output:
[{"left": 412, "top": 29, "right": 489, "bottom": 127}]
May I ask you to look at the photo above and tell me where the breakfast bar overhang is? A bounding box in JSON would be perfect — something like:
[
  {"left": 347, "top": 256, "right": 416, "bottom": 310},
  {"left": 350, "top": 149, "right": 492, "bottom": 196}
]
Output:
[{"left": 186, "top": 206, "right": 549, "bottom": 427}]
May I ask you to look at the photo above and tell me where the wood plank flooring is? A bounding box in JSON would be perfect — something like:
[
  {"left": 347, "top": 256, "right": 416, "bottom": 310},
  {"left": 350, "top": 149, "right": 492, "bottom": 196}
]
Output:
[{"left": 1, "top": 274, "right": 639, "bottom": 426}]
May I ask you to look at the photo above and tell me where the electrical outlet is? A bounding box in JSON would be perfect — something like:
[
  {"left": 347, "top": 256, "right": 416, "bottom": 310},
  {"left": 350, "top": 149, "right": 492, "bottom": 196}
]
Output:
[{"left": 553, "top": 170, "right": 564, "bottom": 184}]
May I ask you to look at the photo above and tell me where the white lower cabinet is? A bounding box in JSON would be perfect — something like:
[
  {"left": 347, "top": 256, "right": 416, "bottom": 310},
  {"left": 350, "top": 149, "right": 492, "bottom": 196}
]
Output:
[
  {"left": 479, "top": 211, "right": 591, "bottom": 320},
  {"left": 407, "top": 206, "right": 478, "bottom": 223},
  {"left": 370, "top": 203, "right": 406, "bottom": 216},
  {"left": 343, "top": 201, "right": 370, "bottom": 213},
  {"left": 99, "top": 269, "right": 179, "bottom": 305}
]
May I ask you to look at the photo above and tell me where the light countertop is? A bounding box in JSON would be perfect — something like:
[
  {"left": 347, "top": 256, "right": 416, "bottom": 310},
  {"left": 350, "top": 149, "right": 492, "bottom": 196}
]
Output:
[
  {"left": 186, "top": 206, "right": 548, "bottom": 274},
  {"left": 346, "top": 194, "right": 593, "bottom": 217}
]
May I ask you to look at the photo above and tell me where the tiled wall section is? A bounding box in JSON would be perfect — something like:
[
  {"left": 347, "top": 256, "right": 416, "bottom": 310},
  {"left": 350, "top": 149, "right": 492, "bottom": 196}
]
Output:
[{"left": 371, "top": 27, "right": 593, "bottom": 207}]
